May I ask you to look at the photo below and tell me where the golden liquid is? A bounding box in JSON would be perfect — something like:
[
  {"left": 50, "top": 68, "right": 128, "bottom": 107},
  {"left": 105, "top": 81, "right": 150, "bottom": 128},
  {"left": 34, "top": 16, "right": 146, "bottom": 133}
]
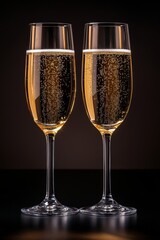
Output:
[
  {"left": 82, "top": 50, "right": 133, "bottom": 134},
  {"left": 25, "top": 50, "right": 76, "bottom": 134}
]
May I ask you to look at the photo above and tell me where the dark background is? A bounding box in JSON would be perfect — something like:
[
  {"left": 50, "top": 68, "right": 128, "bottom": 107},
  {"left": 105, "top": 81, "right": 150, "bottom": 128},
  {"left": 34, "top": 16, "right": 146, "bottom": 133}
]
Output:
[{"left": 0, "top": 1, "right": 160, "bottom": 169}]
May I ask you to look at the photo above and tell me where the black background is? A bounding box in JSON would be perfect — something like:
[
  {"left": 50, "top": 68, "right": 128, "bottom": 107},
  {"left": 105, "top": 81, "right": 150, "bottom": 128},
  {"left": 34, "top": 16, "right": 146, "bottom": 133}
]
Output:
[{"left": 1, "top": 1, "right": 160, "bottom": 169}]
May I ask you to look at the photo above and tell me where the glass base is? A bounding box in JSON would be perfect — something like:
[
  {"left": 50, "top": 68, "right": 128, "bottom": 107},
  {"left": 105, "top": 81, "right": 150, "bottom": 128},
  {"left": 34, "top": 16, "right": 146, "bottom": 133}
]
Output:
[
  {"left": 21, "top": 197, "right": 79, "bottom": 216},
  {"left": 80, "top": 198, "right": 137, "bottom": 216}
]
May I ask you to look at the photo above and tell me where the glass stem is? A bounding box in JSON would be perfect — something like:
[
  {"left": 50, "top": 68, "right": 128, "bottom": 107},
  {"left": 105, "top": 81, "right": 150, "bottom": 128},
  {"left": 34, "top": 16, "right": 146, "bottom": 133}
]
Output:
[
  {"left": 102, "top": 133, "right": 113, "bottom": 201},
  {"left": 45, "top": 133, "right": 55, "bottom": 200}
]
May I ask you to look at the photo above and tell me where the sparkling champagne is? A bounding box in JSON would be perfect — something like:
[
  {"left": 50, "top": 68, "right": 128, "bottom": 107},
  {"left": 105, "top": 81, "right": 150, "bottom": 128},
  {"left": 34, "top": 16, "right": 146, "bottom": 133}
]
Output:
[
  {"left": 25, "top": 50, "right": 76, "bottom": 134},
  {"left": 82, "top": 49, "right": 132, "bottom": 134}
]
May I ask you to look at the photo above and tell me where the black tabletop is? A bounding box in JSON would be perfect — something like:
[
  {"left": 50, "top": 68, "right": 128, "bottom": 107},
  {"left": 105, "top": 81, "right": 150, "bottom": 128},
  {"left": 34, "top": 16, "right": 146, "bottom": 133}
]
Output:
[{"left": 0, "top": 170, "right": 159, "bottom": 239}]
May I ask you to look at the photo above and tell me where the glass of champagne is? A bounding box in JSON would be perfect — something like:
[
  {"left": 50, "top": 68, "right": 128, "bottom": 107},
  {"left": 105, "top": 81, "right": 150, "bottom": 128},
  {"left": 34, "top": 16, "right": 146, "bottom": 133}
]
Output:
[
  {"left": 81, "top": 22, "right": 137, "bottom": 216},
  {"left": 21, "top": 22, "right": 78, "bottom": 216}
]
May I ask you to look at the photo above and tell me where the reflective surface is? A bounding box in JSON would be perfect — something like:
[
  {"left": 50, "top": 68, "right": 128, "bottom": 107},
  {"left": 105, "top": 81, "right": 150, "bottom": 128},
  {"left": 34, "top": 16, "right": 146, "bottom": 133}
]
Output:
[
  {"left": 0, "top": 170, "right": 159, "bottom": 239},
  {"left": 18, "top": 214, "right": 138, "bottom": 240}
]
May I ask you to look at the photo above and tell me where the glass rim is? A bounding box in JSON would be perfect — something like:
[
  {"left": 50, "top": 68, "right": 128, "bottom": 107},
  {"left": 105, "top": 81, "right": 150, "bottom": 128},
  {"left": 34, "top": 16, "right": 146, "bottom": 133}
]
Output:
[
  {"left": 85, "top": 22, "right": 128, "bottom": 27},
  {"left": 29, "top": 22, "right": 72, "bottom": 27}
]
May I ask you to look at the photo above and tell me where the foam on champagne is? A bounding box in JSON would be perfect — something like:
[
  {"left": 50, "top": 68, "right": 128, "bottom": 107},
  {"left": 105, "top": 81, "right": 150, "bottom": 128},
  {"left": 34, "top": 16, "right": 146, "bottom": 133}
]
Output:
[
  {"left": 83, "top": 49, "right": 131, "bottom": 53},
  {"left": 27, "top": 49, "right": 74, "bottom": 53}
]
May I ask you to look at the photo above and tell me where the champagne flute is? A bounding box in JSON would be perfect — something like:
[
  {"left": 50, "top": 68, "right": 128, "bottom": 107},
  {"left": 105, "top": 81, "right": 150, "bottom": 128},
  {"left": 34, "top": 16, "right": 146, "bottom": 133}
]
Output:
[
  {"left": 21, "top": 22, "right": 78, "bottom": 216},
  {"left": 81, "top": 22, "right": 137, "bottom": 215}
]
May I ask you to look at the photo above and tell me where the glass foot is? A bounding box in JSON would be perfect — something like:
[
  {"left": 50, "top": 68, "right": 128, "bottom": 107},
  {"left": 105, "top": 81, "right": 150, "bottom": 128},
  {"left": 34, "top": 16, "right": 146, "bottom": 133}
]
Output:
[
  {"left": 21, "top": 197, "right": 79, "bottom": 216},
  {"left": 80, "top": 198, "right": 137, "bottom": 216}
]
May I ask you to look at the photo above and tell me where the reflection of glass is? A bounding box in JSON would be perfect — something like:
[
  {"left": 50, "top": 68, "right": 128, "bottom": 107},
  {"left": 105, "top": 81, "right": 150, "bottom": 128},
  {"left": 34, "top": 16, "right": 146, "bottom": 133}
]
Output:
[
  {"left": 81, "top": 22, "right": 137, "bottom": 215},
  {"left": 21, "top": 23, "right": 78, "bottom": 216},
  {"left": 20, "top": 213, "right": 138, "bottom": 240},
  {"left": 79, "top": 214, "right": 137, "bottom": 238}
]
